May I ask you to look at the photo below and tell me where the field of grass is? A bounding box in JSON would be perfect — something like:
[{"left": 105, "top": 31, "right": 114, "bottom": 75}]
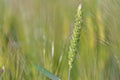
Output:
[{"left": 0, "top": 0, "right": 120, "bottom": 80}]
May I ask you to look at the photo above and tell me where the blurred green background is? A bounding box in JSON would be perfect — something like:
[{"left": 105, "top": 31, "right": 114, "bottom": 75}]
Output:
[{"left": 0, "top": 0, "right": 120, "bottom": 80}]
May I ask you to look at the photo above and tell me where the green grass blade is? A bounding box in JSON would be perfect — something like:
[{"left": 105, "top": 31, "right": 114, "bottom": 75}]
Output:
[{"left": 34, "top": 64, "right": 61, "bottom": 80}]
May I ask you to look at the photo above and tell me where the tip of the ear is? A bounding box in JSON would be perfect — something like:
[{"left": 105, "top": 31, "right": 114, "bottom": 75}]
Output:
[{"left": 78, "top": 3, "right": 82, "bottom": 10}]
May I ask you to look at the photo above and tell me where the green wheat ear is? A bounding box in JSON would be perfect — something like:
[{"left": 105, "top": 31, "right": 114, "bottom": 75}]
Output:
[{"left": 68, "top": 3, "right": 82, "bottom": 72}]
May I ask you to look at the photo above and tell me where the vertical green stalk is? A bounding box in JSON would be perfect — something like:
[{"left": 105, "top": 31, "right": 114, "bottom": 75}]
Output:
[{"left": 68, "top": 4, "right": 82, "bottom": 80}]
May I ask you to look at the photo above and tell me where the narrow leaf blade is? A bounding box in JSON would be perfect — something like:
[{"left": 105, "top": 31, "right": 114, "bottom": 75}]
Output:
[{"left": 34, "top": 64, "right": 61, "bottom": 80}]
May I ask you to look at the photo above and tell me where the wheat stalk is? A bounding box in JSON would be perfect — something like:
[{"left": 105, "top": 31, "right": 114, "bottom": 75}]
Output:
[{"left": 68, "top": 3, "right": 82, "bottom": 80}]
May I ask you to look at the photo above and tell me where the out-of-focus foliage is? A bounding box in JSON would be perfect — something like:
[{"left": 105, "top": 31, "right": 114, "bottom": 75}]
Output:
[{"left": 0, "top": 0, "right": 120, "bottom": 80}]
